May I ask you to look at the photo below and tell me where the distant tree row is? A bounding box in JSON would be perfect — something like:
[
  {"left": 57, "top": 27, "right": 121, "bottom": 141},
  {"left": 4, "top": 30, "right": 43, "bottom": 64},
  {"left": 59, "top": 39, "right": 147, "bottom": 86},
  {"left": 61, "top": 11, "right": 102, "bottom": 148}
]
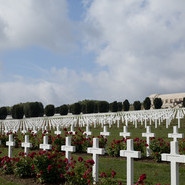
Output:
[{"left": 0, "top": 97, "right": 167, "bottom": 119}]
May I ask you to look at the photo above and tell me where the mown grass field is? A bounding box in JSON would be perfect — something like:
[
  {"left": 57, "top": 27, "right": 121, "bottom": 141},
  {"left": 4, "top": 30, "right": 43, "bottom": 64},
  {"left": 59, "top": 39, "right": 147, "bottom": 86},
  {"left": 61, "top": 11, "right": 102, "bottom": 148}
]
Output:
[{"left": 0, "top": 117, "right": 185, "bottom": 184}]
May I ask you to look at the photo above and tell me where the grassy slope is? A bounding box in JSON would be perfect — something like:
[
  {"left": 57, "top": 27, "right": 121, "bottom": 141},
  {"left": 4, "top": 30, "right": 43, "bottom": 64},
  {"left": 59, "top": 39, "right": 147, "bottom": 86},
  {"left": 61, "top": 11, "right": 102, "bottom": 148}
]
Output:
[{"left": 0, "top": 117, "right": 185, "bottom": 184}]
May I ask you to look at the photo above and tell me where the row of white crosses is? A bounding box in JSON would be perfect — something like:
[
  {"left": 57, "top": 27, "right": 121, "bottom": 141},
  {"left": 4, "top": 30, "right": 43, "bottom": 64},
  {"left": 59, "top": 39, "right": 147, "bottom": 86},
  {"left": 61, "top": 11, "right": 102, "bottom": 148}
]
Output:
[
  {"left": 0, "top": 107, "right": 183, "bottom": 134},
  {"left": 4, "top": 124, "right": 185, "bottom": 185}
]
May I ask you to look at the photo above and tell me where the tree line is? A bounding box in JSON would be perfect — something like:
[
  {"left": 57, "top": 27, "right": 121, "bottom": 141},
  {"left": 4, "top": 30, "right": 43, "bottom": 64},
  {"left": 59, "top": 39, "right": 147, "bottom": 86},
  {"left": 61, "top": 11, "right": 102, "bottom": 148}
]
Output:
[{"left": 0, "top": 97, "right": 184, "bottom": 120}]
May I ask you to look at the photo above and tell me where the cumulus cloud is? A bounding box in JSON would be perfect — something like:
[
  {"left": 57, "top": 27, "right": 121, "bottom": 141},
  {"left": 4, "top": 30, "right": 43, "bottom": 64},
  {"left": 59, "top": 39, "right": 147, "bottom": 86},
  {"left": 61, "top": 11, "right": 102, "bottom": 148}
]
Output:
[
  {"left": 83, "top": 0, "right": 185, "bottom": 101},
  {"left": 0, "top": 67, "right": 87, "bottom": 106},
  {"left": 0, "top": 0, "right": 76, "bottom": 52}
]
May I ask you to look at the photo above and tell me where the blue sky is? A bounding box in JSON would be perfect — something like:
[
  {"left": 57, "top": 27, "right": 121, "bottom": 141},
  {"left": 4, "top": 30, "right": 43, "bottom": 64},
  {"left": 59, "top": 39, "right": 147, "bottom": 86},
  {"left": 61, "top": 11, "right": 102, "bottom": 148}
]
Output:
[{"left": 0, "top": 0, "right": 185, "bottom": 106}]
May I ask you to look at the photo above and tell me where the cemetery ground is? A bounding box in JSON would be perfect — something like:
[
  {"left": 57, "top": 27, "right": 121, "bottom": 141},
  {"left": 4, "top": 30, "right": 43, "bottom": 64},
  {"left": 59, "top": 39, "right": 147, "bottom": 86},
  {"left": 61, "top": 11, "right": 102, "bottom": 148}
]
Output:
[{"left": 0, "top": 118, "right": 185, "bottom": 184}]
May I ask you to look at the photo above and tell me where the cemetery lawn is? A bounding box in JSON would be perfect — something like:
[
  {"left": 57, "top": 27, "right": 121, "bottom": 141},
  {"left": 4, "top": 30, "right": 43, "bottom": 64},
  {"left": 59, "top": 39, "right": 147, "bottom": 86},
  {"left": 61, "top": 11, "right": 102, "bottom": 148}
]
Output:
[{"left": 1, "top": 118, "right": 185, "bottom": 184}]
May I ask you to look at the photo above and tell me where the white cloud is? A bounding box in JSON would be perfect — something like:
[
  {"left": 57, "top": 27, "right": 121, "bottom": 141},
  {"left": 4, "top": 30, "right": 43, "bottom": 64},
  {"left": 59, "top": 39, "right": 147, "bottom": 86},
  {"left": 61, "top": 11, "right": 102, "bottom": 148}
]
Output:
[
  {"left": 83, "top": 0, "right": 185, "bottom": 102},
  {"left": 0, "top": 67, "right": 85, "bottom": 106},
  {"left": 0, "top": 0, "right": 76, "bottom": 52}
]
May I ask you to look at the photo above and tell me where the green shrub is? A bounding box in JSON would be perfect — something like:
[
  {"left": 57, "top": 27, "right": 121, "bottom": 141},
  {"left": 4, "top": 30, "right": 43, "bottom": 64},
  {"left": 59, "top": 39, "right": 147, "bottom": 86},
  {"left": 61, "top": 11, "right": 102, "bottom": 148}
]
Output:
[
  {"left": 109, "top": 101, "right": 118, "bottom": 112},
  {"left": 143, "top": 97, "right": 151, "bottom": 110},
  {"left": 70, "top": 103, "right": 81, "bottom": 115},
  {"left": 123, "top": 99, "right": 130, "bottom": 111},
  {"left": 14, "top": 155, "right": 35, "bottom": 178},
  {"left": 98, "top": 101, "right": 109, "bottom": 113},
  {"left": 45, "top": 104, "right": 55, "bottom": 117},
  {"left": 11, "top": 104, "right": 24, "bottom": 119},
  {"left": 133, "top": 101, "right": 141, "bottom": 110},
  {"left": 153, "top": 98, "right": 163, "bottom": 109},
  {"left": 149, "top": 138, "right": 170, "bottom": 162},
  {"left": 0, "top": 107, "right": 8, "bottom": 120},
  {"left": 60, "top": 104, "right": 68, "bottom": 115}
]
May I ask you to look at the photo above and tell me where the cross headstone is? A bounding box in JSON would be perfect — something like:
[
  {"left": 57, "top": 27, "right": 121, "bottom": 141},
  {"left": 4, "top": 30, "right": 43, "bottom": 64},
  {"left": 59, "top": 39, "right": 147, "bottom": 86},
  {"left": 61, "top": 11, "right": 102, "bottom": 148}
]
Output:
[
  {"left": 100, "top": 126, "right": 110, "bottom": 138},
  {"left": 39, "top": 136, "right": 52, "bottom": 151},
  {"left": 42, "top": 125, "right": 48, "bottom": 134},
  {"left": 68, "top": 124, "right": 75, "bottom": 135},
  {"left": 119, "top": 126, "right": 131, "bottom": 138},
  {"left": 21, "top": 135, "right": 32, "bottom": 155},
  {"left": 54, "top": 125, "right": 62, "bottom": 135},
  {"left": 168, "top": 126, "right": 184, "bottom": 141},
  {"left": 32, "top": 126, "right": 38, "bottom": 134},
  {"left": 4, "top": 126, "right": 10, "bottom": 135},
  {"left": 120, "top": 139, "right": 141, "bottom": 185},
  {"left": 21, "top": 126, "right": 27, "bottom": 134},
  {"left": 6, "top": 134, "right": 15, "bottom": 158},
  {"left": 87, "top": 138, "right": 105, "bottom": 183},
  {"left": 61, "top": 137, "right": 75, "bottom": 163},
  {"left": 83, "top": 124, "right": 92, "bottom": 138},
  {"left": 142, "top": 126, "right": 155, "bottom": 157},
  {"left": 161, "top": 141, "right": 185, "bottom": 185}
]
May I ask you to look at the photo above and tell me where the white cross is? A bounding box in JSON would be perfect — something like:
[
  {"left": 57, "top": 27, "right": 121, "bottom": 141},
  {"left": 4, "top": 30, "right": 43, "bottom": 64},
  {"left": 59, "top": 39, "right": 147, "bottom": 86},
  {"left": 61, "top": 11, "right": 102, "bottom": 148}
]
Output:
[
  {"left": 120, "top": 139, "right": 141, "bottom": 185},
  {"left": 39, "top": 136, "right": 52, "bottom": 151},
  {"left": 100, "top": 126, "right": 110, "bottom": 138},
  {"left": 168, "top": 126, "right": 184, "bottom": 142},
  {"left": 161, "top": 141, "right": 185, "bottom": 185},
  {"left": 32, "top": 126, "right": 38, "bottom": 134},
  {"left": 21, "top": 126, "right": 27, "bottom": 134},
  {"left": 142, "top": 126, "right": 155, "bottom": 157},
  {"left": 42, "top": 125, "right": 49, "bottom": 134},
  {"left": 83, "top": 124, "right": 92, "bottom": 138},
  {"left": 21, "top": 135, "right": 32, "bottom": 155},
  {"left": 4, "top": 127, "right": 10, "bottom": 135},
  {"left": 176, "top": 111, "right": 182, "bottom": 128},
  {"left": 144, "top": 116, "right": 147, "bottom": 128},
  {"left": 119, "top": 126, "right": 131, "bottom": 138},
  {"left": 87, "top": 138, "right": 105, "bottom": 183},
  {"left": 116, "top": 117, "right": 120, "bottom": 128},
  {"left": 54, "top": 125, "right": 62, "bottom": 135},
  {"left": 12, "top": 126, "right": 18, "bottom": 134},
  {"left": 6, "top": 134, "right": 15, "bottom": 158},
  {"left": 61, "top": 137, "right": 75, "bottom": 163},
  {"left": 68, "top": 124, "right": 75, "bottom": 135}
]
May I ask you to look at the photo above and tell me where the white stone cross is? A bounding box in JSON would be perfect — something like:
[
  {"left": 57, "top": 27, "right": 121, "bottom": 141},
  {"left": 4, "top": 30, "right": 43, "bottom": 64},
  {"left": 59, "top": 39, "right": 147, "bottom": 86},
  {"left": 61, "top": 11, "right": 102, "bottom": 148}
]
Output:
[
  {"left": 12, "top": 126, "right": 18, "bottom": 134},
  {"left": 119, "top": 126, "right": 131, "bottom": 138},
  {"left": 21, "top": 126, "right": 27, "bottom": 134},
  {"left": 168, "top": 126, "right": 184, "bottom": 142},
  {"left": 87, "top": 138, "right": 105, "bottom": 183},
  {"left": 61, "top": 137, "right": 75, "bottom": 163},
  {"left": 54, "top": 125, "right": 62, "bottom": 135},
  {"left": 68, "top": 124, "right": 75, "bottom": 135},
  {"left": 83, "top": 124, "right": 92, "bottom": 138},
  {"left": 120, "top": 139, "right": 141, "bottom": 185},
  {"left": 100, "top": 126, "right": 110, "bottom": 138},
  {"left": 6, "top": 134, "right": 15, "bottom": 158},
  {"left": 161, "top": 141, "right": 185, "bottom": 185},
  {"left": 32, "top": 126, "right": 38, "bottom": 134},
  {"left": 42, "top": 125, "right": 48, "bottom": 134},
  {"left": 176, "top": 110, "right": 183, "bottom": 128},
  {"left": 21, "top": 135, "right": 32, "bottom": 155},
  {"left": 142, "top": 126, "right": 155, "bottom": 157},
  {"left": 4, "top": 126, "right": 10, "bottom": 135},
  {"left": 39, "top": 136, "right": 52, "bottom": 151}
]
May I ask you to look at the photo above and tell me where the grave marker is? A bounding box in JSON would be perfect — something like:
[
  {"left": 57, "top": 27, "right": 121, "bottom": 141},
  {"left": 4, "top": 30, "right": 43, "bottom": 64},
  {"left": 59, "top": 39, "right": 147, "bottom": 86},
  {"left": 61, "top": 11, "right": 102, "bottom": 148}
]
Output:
[
  {"left": 161, "top": 141, "right": 185, "bottom": 185},
  {"left": 142, "top": 126, "right": 155, "bottom": 157},
  {"left": 87, "top": 138, "right": 105, "bottom": 183},
  {"left": 61, "top": 137, "right": 76, "bottom": 163},
  {"left": 119, "top": 126, "right": 131, "bottom": 138},
  {"left": 39, "top": 136, "right": 52, "bottom": 151},
  {"left": 168, "top": 126, "right": 183, "bottom": 141},
  {"left": 6, "top": 134, "right": 15, "bottom": 158},
  {"left": 120, "top": 139, "right": 141, "bottom": 185},
  {"left": 21, "top": 135, "right": 32, "bottom": 155}
]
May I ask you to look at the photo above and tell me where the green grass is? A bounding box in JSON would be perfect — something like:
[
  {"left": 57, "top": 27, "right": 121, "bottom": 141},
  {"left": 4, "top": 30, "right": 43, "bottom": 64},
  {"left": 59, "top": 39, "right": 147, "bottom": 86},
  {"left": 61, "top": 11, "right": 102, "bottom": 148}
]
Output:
[
  {"left": 1, "top": 118, "right": 185, "bottom": 184},
  {"left": 0, "top": 177, "right": 21, "bottom": 185}
]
